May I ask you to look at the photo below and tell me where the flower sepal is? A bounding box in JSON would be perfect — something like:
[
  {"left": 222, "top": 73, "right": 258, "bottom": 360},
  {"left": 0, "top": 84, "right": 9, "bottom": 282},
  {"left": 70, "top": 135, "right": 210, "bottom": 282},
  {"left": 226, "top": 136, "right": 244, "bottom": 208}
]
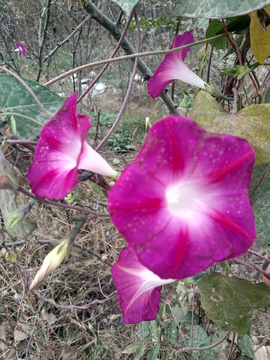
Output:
[{"left": 204, "top": 84, "right": 233, "bottom": 101}]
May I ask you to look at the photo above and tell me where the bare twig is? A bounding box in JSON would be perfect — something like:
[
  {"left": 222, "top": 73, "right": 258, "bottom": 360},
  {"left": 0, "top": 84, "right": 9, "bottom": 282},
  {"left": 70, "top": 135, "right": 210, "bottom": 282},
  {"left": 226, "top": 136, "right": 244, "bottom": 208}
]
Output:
[
  {"left": 32, "top": 289, "right": 117, "bottom": 310},
  {"left": 77, "top": 9, "right": 135, "bottom": 103},
  {"left": 95, "top": 9, "right": 141, "bottom": 151},
  {"left": 44, "top": 15, "right": 91, "bottom": 62}
]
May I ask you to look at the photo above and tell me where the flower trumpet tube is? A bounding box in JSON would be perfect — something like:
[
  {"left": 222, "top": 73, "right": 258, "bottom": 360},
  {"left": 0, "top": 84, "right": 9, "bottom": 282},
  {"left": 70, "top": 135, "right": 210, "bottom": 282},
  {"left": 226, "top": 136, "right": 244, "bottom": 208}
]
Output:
[
  {"left": 108, "top": 115, "right": 256, "bottom": 280},
  {"left": 147, "top": 31, "right": 207, "bottom": 99},
  {"left": 28, "top": 93, "right": 118, "bottom": 199},
  {"left": 111, "top": 247, "right": 175, "bottom": 324}
]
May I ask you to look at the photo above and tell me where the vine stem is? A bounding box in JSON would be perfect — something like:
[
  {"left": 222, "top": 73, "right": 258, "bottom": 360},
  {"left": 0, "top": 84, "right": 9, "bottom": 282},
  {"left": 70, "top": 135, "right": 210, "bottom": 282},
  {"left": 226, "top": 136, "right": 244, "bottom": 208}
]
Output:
[
  {"left": 95, "top": 9, "right": 141, "bottom": 151},
  {"left": 176, "top": 330, "right": 230, "bottom": 354},
  {"left": 18, "top": 186, "right": 110, "bottom": 218},
  {"left": 44, "top": 34, "right": 225, "bottom": 87},
  {"left": 232, "top": 258, "right": 270, "bottom": 280},
  {"left": 0, "top": 66, "right": 51, "bottom": 119},
  {"left": 247, "top": 249, "right": 270, "bottom": 263}
]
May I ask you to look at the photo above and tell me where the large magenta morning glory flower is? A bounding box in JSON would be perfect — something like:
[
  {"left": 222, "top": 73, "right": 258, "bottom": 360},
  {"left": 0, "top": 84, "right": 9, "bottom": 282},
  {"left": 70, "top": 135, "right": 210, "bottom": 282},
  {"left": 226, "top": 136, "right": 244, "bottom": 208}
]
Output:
[
  {"left": 111, "top": 246, "right": 175, "bottom": 324},
  {"left": 147, "top": 31, "right": 207, "bottom": 99},
  {"left": 28, "top": 93, "right": 117, "bottom": 199},
  {"left": 108, "top": 116, "right": 256, "bottom": 280}
]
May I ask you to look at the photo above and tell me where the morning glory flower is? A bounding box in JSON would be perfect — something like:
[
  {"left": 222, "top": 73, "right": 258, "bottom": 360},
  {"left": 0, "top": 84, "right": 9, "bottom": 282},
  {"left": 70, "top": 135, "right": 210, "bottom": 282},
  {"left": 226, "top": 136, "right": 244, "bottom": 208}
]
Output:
[
  {"left": 108, "top": 115, "right": 256, "bottom": 280},
  {"left": 17, "top": 42, "right": 26, "bottom": 55},
  {"left": 147, "top": 31, "right": 207, "bottom": 98},
  {"left": 28, "top": 93, "right": 117, "bottom": 199},
  {"left": 111, "top": 246, "right": 175, "bottom": 324}
]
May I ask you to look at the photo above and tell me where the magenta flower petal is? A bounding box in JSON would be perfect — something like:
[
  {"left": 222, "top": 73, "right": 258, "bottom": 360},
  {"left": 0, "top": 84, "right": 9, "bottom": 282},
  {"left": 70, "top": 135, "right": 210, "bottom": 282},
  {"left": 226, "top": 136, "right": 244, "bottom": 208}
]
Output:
[
  {"left": 28, "top": 93, "right": 117, "bottom": 199},
  {"left": 111, "top": 247, "right": 175, "bottom": 324},
  {"left": 108, "top": 116, "right": 256, "bottom": 280},
  {"left": 147, "top": 31, "right": 206, "bottom": 98},
  {"left": 17, "top": 42, "right": 26, "bottom": 55}
]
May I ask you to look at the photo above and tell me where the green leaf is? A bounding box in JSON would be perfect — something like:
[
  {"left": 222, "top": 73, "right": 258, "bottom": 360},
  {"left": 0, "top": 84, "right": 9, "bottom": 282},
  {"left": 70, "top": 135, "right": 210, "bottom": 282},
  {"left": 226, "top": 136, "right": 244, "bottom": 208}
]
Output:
[
  {"left": 219, "top": 261, "right": 235, "bottom": 276},
  {"left": 190, "top": 91, "right": 270, "bottom": 164},
  {"left": 111, "top": 0, "right": 140, "bottom": 15},
  {"left": 188, "top": 325, "right": 215, "bottom": 360},
  {"left": 166, "top": 323, "right": 177, "bottom": 346},
  {"left": 174, "top": 0, "right": 270, "bottom": 19},
  {"left": 134, "top": 344, "right": 145, "bottom": 360},
  {"left": 90, "top": 183, "right": 104, "bottom": 197},
  {"left": 206, "top": 20, "right": 227, "bottom": 49},
  {"left": 171, "top": 307, "right": 199, "bottom": 325},
  {"left": 0, "top": 150, "right": 24, "bottom": 191},
  {"left": 0, "top": 74, "right": 64, "bottom": 140},
  {"left": 147, "top": 344, "right": 160, "bottom": 360},
  {"left": 148, "top": 320, "right": 159, "bottom": 342},
  {"left": 237, "top": 334, "right": 255, "bottom": 359},
  {"left": 265, "top": 87, "right": 270, "bottom": 103},
  {"left": 250, "top": 162, "right": 270, "bottom": 246},
  {"left": 197, "top": 272, "right": 270, "bottom": 334},
  {"left": 123, "top": 343, "right": 144, "bottom": 358},
  {"left": 236, "top": 356, "right": 253, "bottom": 360},
  {"left": 5, "top": 251, "right": 17, "bottom": 263},
  {"left": 0, "top": 6, "right": 5, "bottom": 11},
  {"left": 224, "top": 16, "right": 250, "bottom": 34},
  {"left": 6, "top": 201, "right": 36, "bottom": 229},
  {"left": 0, "top": 190, "right": 36, "bottom": 237},
  {"left": 137, "top": 322, "right": 150, "bottom": 341}
]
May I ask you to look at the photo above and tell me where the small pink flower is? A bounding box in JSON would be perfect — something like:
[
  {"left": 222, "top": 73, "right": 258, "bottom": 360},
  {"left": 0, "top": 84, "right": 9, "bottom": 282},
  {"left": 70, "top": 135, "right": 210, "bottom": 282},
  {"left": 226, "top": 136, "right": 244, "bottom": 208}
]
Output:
[
  {"left": 28, "top": 93, "right": 117, "bottom": 199},
  {"left": 108, "top": 116, "right": 256, "bottom": 280},
  {"left": 111, "top": 246, "right": 175, "bottom": 324},
  {"left": 147, "top": 31, "right": 206, "bottom": 98},
  {"left": 17, "top": 42, "right": 26, "bottom": 55}
]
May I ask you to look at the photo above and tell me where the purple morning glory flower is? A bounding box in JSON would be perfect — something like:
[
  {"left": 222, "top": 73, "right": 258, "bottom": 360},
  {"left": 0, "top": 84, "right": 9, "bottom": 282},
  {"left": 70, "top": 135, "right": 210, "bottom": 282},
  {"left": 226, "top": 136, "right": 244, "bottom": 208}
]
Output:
[
  {"left": 111, "top": 246, "right": 175, "bottom": 324},
  {"left": 108, "top": 115, "right": 256, "bottom": 280},
  {"left": 147, "top": 31, "right": 207, "bottom": 99},
  {"left": 17, "top": 42, "right": 26, "bottom": 55},
  {"left": 28, "top": 93, "right": 117, "bottom": 199}
]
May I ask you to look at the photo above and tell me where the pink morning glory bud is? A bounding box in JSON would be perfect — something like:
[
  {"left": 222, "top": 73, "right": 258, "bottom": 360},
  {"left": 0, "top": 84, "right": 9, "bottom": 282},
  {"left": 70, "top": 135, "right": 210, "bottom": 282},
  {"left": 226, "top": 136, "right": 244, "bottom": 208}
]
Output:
[
  {"left": 111, "top": 246, "right": 175, "bottom": 324},
  {"left": 108, "top": 115, "right": 256, "bottom": 280},
  {"left": 147, "top": 31, "right": 207, "bottom": 98},
  {"left": 28, "top": 93, "right": 118, "bottom": 199},
  {"left": 17, "top": 42, "right": 26, "bottom": 55},
  {"left": 29, "top": 238, "right": 69, "bottom": 291}
]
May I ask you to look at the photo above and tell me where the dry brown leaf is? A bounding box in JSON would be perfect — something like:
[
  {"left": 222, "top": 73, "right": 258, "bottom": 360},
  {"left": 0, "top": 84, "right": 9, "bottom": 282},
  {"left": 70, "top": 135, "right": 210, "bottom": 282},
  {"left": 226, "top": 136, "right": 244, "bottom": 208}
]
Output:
[
  {"left": 41, "top": 309, "right": 57, "bottom": 325},
  {"left": 14, "top": 323, "right": 31, "bottom": 342}
]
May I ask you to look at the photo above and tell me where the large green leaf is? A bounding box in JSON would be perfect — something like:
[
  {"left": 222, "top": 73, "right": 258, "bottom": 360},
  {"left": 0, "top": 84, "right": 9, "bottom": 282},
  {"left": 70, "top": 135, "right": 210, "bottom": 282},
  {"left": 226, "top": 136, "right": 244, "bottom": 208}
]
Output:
[
  {"left": 174, "top": 0, "right": 270, "bottom": 19},
  {"left": 197, "top": 272, "right": 270, "bottom": 334},
  {"left": 0, "top": 74, "right": 64, "bottom": 140},
  {"left": 250, "top": 162, "right": 270, "bottom": 246},
  {"left": 190, "top": 91, "right": 270, "bottom": 164},
  {"left": 111, "top": 0, "right": 140, "bottom": 15}
]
